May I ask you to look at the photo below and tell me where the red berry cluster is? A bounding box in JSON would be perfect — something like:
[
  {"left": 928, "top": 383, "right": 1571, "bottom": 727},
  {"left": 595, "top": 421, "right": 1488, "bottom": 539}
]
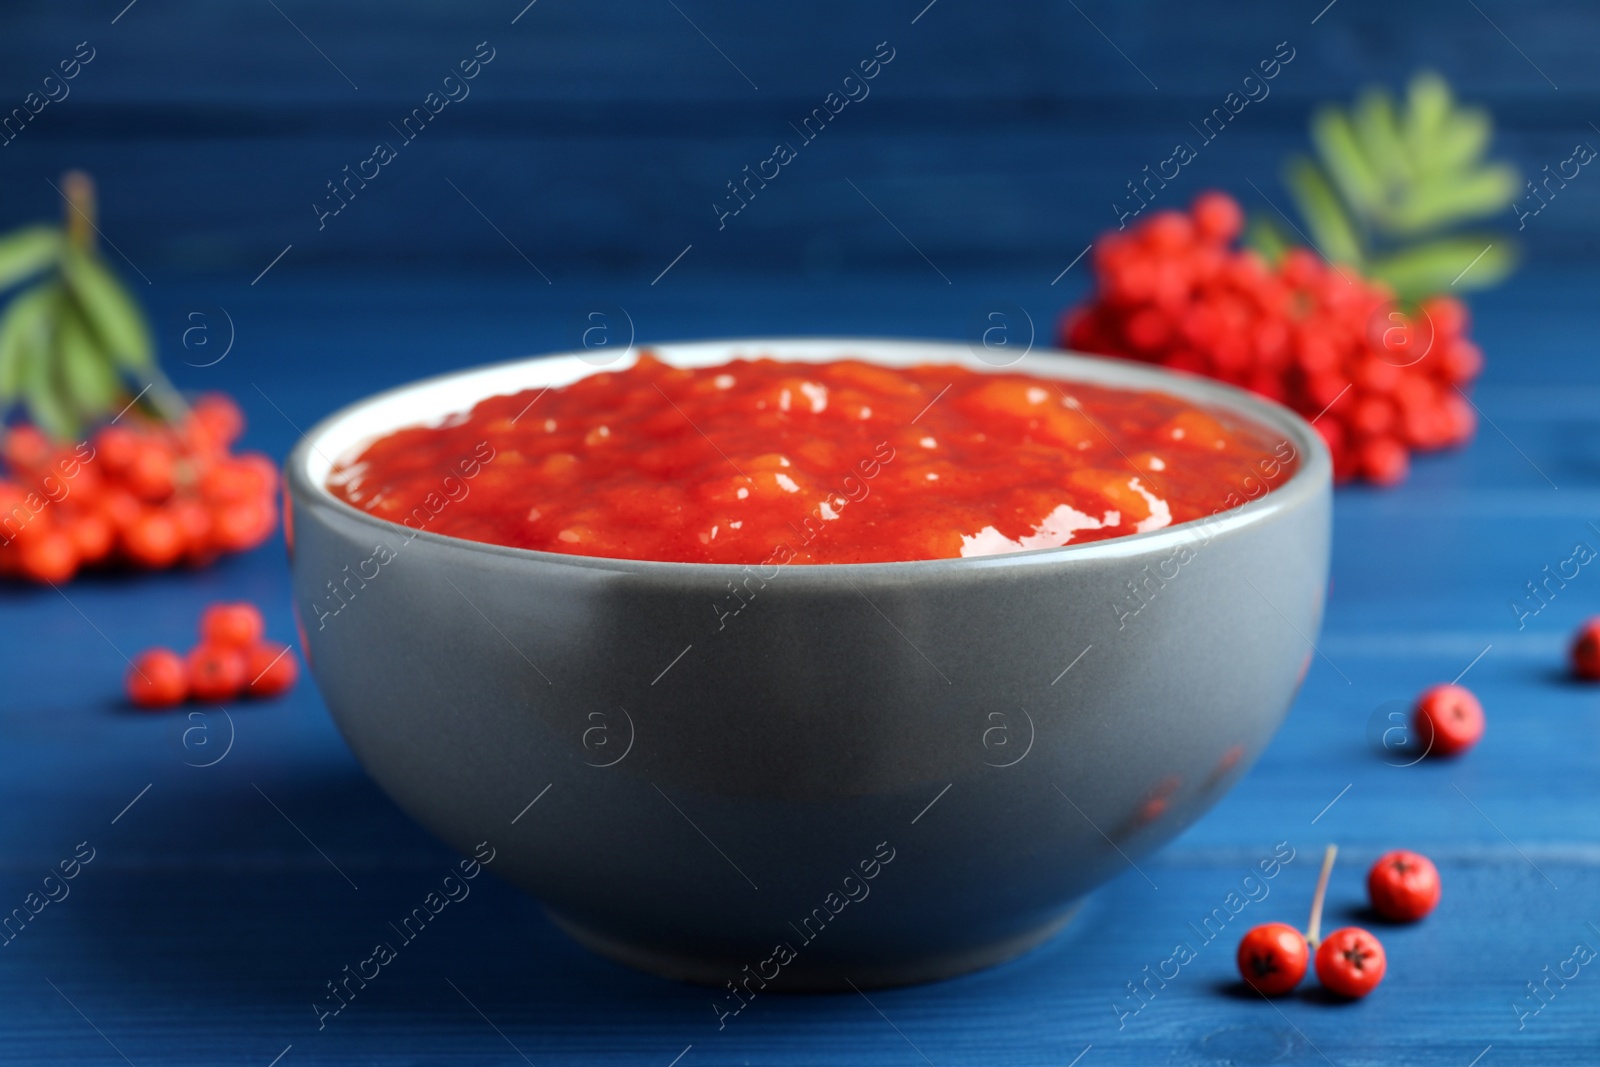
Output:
[
  {"left": 1237, "top": 846, "right": 1439, "bottom": 1000},
  {"left": 126, "top": 601, "right": 298, "bottom": 708},
  {"left": 1060, "top": 192, "right": 1483, "bottom": 485},
  {"left": 0, "top": 394, "right": 278, "bottom": 584}
]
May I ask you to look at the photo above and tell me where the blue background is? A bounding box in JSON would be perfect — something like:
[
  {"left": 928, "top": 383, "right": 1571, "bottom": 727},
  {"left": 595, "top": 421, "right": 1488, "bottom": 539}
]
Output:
[{"left": 3, "top": 2, "right": 1599, "bottom": 1065}]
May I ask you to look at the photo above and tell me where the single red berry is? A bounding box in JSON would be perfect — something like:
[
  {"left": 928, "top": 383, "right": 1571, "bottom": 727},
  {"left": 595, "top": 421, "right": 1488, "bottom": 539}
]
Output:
[
  {"left": 200, "top": 458, "right": 272, "bottom": 505},
  {"left": 235, "top": 452, "right": 280, "bottom": 497},
  {"left": 123, "top": 509, "right": 185, "bottom": 569},
  {"left": 3, "top": 425, "right": 51, "bottom": 473},
  {"left": 192, "top": 393, "right": 245, "bottom": 448},
  {"left": 66, "top": 510, "right": 115, "bottom": 566},
  {"left": 1419, "top": 295, "right": 1468, "bottom": 338},
  {"left": 1351, "top": 395, "right": 1396, "bottom": 437},
  {"left": 1366, "top": 850, "right": 1441, "bottom": 922},
  {"left": 126, "top": 440, "right": 177, "bottom": 503},
  {"left": 1143, "top": 210, "right": 1195, "bottom": 253},
  {"left": 1438, "top": 393, "right": 1477, "bottom": 447},
  {"left": 1357, "top": 437, "right": 1409, "bottom": 486},
  {"left": 93, "top": 425, "right": 140, "bottom": 475},
  {"left": 200, "top": 602, "right": 266, "bottom": 649},
  {"left": 1237, "top": 922, "right": 1310, "bottom": 996},
  {"left": 1571, "top": 618, "right": 1600, "bottom": 681},
  {"left": 1412, "top": 683, "right": 1484, "bottom": 757},
  {"left": 1125, "top": 308, "right": 1171, "bottom": 353},
  {"left": 127, "top": 648, "right": 187, "bottom": 709},
  {"left": 244, "top": 641, "right": 299, "bottom": 698},
  {"left": 98, "top": 486, "right": 143, "bottom": 538},
  {"left": 60, "top": 461, "right": 104, "bottom": 506},
  {"left": 1440, "top": 340, "right": 1484, "bottom": 384},
  {"left": 1314, "top": 927, "right": 1386, "bottom": 997},
  {"left": 1302, "top": 367, "right": 1347, "bottom": 407},
  {"left": 1192, "top": 191, "right": 1244, "bottom": 243},
  {"left": 210, "top": 497, "right": 276, "bottom": 552},
  {"left": 18, "top": 529, "right": 78, "bottom": 584},
  {"left": 186, "top": 644, "right": 247, "bottom": 703},
  {"left": 169, "top": 498, "right": 215, "bottom": 563}
]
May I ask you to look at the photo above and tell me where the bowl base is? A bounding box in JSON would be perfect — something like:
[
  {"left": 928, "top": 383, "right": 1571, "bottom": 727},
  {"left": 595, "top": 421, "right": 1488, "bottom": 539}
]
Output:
[{"left": 545, "top": 902, "right": 1082, "bottom": 992}]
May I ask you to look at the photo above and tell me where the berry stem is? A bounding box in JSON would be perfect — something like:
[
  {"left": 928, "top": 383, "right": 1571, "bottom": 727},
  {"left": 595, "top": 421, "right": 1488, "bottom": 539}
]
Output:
[
  {"left": 57, "top": 169, "right": 191, "bottom": 429},
  {"left": 144, "top": 361, "right": 192, "bottom": 427},
  {"left": 61, "top": 169, "right": 96, "bottom": 250},
  {"left": 1306, "top": 843, "right": 1337, "bottom": 948}
]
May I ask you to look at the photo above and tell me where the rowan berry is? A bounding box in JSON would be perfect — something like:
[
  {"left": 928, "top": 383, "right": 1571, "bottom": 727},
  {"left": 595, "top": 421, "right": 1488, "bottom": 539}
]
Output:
[
  {"left": 1143, "top": 210, "right": 1194, "bottom": 252},
  {"left": 200, "top": 602, "right": 265, "bottom": 649},
  {"left": 244, "top": 641, "right": 299, "bottom": 698},
  {"left": 66, "top": 511, "right": 115, "bottom": 565},
  {"left": 210, "top": 498, "right": 275, "bottom": 552},
  {"left": 1420, "top": 295, "right": 1468, "bottom": 338},
  {"left": 1192, "top": 190, "right": 1243, "bottom": 242},
  {"left": 1366, "top": 850, "right": 1440, "bottom": 922},
  {"left": 1314, "top": 927, "right": 1386, "bottom": 998},
  {"left": 1351, "top": 395, "right": 1396, "bottom": 438},
  {"left": 123, "top": 510, "right": 185, "bottom": 569},
  {"left": 186, "top": 644, "right": 247, "bottom": 703},
  {"left": 19, "top": 529, "right": 78, "bottom": 584},
  {"left": 1440, "top": 341, "right": 1484, "bottom": 383},
  {"left": 126, "top": 648, "right": 187, "bottom": 709},
  {"left": 1571, "top": 618, "right": 1600, "bottom": 681},
  {"left": 1237, "top": 922, "right": 1309, "bottom": 996},
  {"left": 192, "top": 393, "right": 244, "bottom": 448},
  {"left": 1358, "top": 437, "right": 1409, "bottom": 487},
  {"left": 126, "top": 440, "right": 177, "bottom": 503},
  {"left": 3, "top": 426, "right": 50, "bottom": 473},
  {"left": 98, "top": 486, "right": 143, "bottom": 536},
  {"left": 1412, "top": 683, "right": 1484, "bottom": 757},
  {"left": 93, "top": 425, "right": 139, "bottom": 475},
  {"left": 168, "top": 498, "right": 214, "bottom": 561}
]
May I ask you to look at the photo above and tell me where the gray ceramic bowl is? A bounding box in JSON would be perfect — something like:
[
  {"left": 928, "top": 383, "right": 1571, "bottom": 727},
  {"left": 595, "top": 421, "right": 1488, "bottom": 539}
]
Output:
[{"left": 287, "top": 338, "right": 1330, "bottom": 993}]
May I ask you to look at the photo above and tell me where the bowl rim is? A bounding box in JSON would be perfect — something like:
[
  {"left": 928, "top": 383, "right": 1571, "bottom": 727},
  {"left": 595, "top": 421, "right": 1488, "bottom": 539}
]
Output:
[{"left": 286, "top": 337, "right": 1331, "bottom": 577}]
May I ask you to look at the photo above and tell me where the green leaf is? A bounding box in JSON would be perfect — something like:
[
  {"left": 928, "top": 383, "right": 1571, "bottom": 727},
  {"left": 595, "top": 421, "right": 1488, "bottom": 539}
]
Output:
[
  {"left": 18, "top": 296, "right": 76, "bottom": 440},
  {"left": 0, "top": 283, "right": 60, "bottom": 402},
  {"left": 1284, "top": 158, "right": 1365, "bottom": 266},
  {"left": 57, "top": 296, "right": 121, "bottom": 417},
  {"left": 1383, "top": 164, "right": 1520, "bottom": 235},
  {"left": 1352, "top": 89, "right": 1411, "bottom": 185},
  {"left": 0, "top": 226, "right": 62, "bottom": 294},
  {"left": 60, "top": 246, "right": 152, "bottom": 370},
  {"left": 1276, "top": 72, "right": 1520, "bottom": 299},
  {"left": 1429, "top": 109, "right": 1492, "bottom": 174},
  {"left": 1310, "top": 107, "right": 1384, "bottom": 214},
  {"left": 1368, "top": 237, "right": 1515, "bottom": 300},
  {"left": 1402, "top": 72, "right": 1453, "bottom": 165}
]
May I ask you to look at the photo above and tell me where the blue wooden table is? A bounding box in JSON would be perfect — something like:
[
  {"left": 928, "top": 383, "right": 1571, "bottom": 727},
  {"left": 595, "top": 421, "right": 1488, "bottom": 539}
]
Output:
[{"left": 3, "top": 264, "right": 1598, "bottom": 1066}]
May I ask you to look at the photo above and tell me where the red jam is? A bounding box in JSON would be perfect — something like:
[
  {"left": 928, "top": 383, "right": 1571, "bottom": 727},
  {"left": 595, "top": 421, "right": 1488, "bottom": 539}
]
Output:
[{"left": 327, "top": 354, "right": 1297, "bottom": 564}]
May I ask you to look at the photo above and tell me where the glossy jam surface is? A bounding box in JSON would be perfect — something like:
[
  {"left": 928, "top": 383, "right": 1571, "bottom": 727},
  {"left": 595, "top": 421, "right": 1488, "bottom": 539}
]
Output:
[{"left": 326, "top": 354, "right": 1297, "bottom": 564}]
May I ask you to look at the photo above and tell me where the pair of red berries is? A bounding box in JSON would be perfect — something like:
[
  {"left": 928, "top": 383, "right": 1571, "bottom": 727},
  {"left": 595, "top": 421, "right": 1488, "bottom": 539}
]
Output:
[
  {"left": 1237, "top": 847, "right": 1440, "bottom": 999},
  {"left": 125, "top": 602, "right": 298, "bottom": 708}
]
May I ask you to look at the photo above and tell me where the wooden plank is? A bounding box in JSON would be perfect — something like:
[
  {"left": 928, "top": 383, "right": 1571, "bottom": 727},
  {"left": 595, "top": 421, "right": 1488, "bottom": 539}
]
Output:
[{"left": 1, "top": 267, "right": 1597, "bottom": 1064}]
